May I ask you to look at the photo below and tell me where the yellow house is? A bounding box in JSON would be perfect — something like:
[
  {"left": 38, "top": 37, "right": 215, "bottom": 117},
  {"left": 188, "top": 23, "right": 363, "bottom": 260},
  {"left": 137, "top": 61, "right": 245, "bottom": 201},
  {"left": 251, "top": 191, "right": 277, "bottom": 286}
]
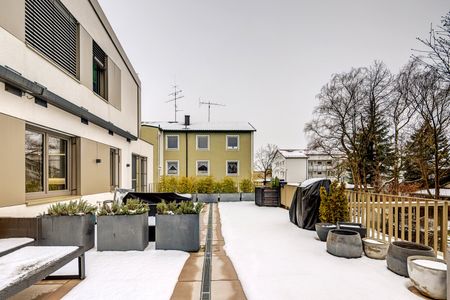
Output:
[{"left": 141, "top": 116, "right": 256, "bottom": 186}]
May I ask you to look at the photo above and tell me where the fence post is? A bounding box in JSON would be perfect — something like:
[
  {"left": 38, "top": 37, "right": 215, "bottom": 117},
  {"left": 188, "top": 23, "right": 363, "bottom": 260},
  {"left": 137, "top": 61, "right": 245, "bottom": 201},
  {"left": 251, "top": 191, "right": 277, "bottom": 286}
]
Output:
[{"left": 442, "top": 201, "right": 448, "bottom": 259}]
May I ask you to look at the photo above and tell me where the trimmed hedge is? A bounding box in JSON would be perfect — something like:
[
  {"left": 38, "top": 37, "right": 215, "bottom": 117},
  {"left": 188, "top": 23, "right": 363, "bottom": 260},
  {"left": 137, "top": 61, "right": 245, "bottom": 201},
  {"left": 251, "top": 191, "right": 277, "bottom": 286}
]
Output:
[{"left": 158, "top": 176, "right": 253, "bottom": 193}]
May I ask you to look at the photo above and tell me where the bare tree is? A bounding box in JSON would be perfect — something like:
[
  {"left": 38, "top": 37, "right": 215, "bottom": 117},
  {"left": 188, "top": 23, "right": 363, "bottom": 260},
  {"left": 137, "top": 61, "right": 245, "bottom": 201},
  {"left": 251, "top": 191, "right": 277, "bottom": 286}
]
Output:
[{"left": 254, "top": 144, "right": 278, "bottom": 184}]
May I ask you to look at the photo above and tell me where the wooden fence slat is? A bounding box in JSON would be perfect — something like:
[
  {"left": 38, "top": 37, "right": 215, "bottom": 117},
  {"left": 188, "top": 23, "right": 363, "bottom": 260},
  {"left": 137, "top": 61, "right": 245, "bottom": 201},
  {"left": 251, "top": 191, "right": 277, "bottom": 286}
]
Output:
[
  {"left": 424, "top": 201, "right": 429, "bottom": 246},
  {"left": 442, "top": 201, "right": 448, "bottom": 259},
  {"left": 415, "top": 200, "right": 420, "bottom": 243},
  {"left": 433, "top": 201, "right": 438, "bottom": 255},
  {"left": 401, "top": 198, "right": 405, "bottom": 241},
  {"left": 394, "top": 196, "right": 399, "bottom": 241},
  {"left": 382, "top": 194, "right": 386, "bottom": 241},
  {"left": 388, "top": 195, "right": 393, "bottom": 243},
  {"left": 408, "top": 200, "right": 412, "bottom": 242}
]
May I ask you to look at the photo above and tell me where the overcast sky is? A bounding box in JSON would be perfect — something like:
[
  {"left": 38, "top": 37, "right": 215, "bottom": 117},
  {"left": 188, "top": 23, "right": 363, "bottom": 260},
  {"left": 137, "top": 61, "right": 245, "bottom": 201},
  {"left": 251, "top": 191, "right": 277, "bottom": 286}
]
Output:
[{"left": 98, "top": 0, "right": 448, "bottom": 150}]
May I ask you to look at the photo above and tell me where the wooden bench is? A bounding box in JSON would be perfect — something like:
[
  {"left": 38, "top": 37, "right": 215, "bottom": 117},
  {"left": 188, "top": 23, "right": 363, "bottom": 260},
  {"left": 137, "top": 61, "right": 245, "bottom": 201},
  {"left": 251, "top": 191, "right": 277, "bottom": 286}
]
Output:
[{"left": 0, "top": 246, "right": 85, "bottom": 299}]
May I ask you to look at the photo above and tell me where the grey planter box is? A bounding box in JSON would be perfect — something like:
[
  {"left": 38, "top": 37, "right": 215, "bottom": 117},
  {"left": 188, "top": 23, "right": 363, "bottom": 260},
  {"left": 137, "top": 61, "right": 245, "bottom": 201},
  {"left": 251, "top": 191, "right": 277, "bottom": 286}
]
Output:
[
  {"left": 196, "top": 193, "right": 219, "bottom": 203},
  {"left": 241, "top": 192, "right": 255, "bottom": 202},
  {"left": 97, "top": 213, "right": 149, "bottom": 251},
  {"left": 40, "top": 215, "right": 95, "bottom": 250},
  {"left": 156, "top": 214, "right": 200, "bottom": 252},
  {"left": 219, "top": 193, "right": 241, "bottom": 202}
]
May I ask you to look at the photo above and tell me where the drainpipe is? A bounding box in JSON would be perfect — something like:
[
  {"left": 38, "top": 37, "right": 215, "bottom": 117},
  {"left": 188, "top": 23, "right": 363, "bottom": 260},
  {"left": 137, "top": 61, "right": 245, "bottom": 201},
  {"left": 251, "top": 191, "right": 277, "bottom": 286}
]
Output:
[{"left": 185, "top": 131, "right": 188, "bottom": 177}]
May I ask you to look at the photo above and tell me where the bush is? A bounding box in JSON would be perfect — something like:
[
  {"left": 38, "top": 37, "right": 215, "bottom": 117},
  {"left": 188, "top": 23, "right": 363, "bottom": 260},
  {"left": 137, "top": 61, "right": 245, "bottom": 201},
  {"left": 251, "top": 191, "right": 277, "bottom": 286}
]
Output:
[
  {"left": 159, "top": 176, "right": 178, "bottom": 192},
  {"left": 218, "top": 177, "right": 238, "bottom": 193},
  {"left": 271, "top": 177, "right": 280, "bottom": 188},
  {"left": 319, "top": 181, "right": 349, "bottom": 223},
  {"left": 177, "top": 177, "right": 197, "bottom": 193},
  {"left": 156, "top": 200, "right": 204, "bottom": 215},
  {"left": 196, "top": 176, "right": 216, "bottom": 193},
  {"left": 239, "top": 178, "right": 254, "bottom": 192},
  {"left": 97, "top": 199, "right": 149, "bottom": 216},
  {"left": 47, "top": 199, "right": 97, "bottom": 216}
]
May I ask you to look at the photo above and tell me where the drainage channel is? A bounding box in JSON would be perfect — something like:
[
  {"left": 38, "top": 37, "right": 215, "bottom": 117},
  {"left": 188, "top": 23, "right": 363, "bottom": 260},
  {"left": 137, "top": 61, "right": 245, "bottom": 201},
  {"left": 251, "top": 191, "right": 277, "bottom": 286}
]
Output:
[{"left": 200, "top": 203, "right": 213, "bottom": 300}]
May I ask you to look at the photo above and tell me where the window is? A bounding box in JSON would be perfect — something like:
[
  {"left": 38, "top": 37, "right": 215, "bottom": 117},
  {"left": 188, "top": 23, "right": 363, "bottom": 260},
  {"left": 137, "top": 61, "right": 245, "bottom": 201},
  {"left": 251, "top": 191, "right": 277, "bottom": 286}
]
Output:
[
  {"left": 317, "top": 161, "right": 322, "bottom": 165},
  {"left": 93, "top": 41, "right": 108, "bottom": 98},
  {"left": 226, "top": 135, "right": 239, "bottom": 150},
  {"left": 226, "top": 161, "right": 239, "bottom": 176},
  {"left": 166, "top": 135, "right": 179, "bottom": 150},
  {"left": 25, "top": 127, "right": 70, "bottom": 197},
  {"left": 110, "top": 148, "right": 120, "bottom": 190},
  {"left": 25, "top": 0, "right": 78, "bottom": 77},
  {"left": 327, "top": 161, "right": 332, "bottom": 166},
  {"left": 196, "top": 160, "right": 209, "bottom": 176},
  {"left": 196, "top": 135, "right": 209, "bottom": 150},
  {"left": 132, "top": 154, "right": 147, "bottom": 192},
  {"left": 166, "top": 160, "right": 179, "bottom": 176}
]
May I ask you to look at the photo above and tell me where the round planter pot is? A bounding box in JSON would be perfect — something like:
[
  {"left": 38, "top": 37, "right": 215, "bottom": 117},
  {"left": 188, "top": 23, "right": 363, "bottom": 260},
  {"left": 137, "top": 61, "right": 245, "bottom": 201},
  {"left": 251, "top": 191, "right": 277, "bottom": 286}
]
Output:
[
  {"left": 362, "top": 238, "right": 389, "bottom": 260},
  {"left": 315, "top": 223, "right": 337, "bottom": 242},
  {"left": 337, "top": 222, "right": 367, "bottom": 239},
  {"left": 407, "top": 256, "right": 447, "bottom": 299},
  {"left": 386, "top": 241, "right": 436, "bottom": 277},
  {"left": 326, "top": 229, "right": 362, "bottom": 258}
]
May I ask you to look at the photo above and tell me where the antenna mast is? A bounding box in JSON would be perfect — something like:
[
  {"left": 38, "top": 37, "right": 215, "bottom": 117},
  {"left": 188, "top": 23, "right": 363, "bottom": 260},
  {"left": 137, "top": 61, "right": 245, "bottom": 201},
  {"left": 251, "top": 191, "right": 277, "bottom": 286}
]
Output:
[
  {"left": 199, "top": 99, "right": 226, "bottom": 122},
  {"left": 166, "top": 85, "right": 184, "bottom": 122}
]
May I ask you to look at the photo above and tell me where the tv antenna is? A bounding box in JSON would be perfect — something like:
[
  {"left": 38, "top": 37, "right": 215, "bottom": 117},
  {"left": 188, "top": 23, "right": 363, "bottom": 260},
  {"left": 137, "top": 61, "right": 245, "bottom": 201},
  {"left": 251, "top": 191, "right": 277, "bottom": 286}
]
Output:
[
  {"left": 166, "top": 85, "right": 184, "bottom": 122},
  {"left": 199, "top": 99, "right": 226, "bottom": 122}
]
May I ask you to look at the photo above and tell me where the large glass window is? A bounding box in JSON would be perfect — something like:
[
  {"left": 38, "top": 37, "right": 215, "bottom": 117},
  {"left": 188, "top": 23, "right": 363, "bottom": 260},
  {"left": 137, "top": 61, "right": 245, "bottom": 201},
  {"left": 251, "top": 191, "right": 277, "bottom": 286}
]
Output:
[
  {"left": 226, "top": 135, "right": 239, "bottom": 150},
  {"left": 25, "top": 128, "right": 70, "bottom": 197},
  {"left": 196, "top": 160, "right": 209, "bottom": 176},
  {"left": 166, "top": 160, "right": 179, "bottom": 175},
  {"left": 166, "top": 135, "right": 179, "bottom": 150},
  {"left": 132, "top": 154, "right": 147, "bottom": 192},
  {"left": 196, "top": 135, "right": 209, "bottom": 150},
  {"left": 93, "top": 41, "right": 108, "bottom": 99},
  {"left": 226, "top": 161, "right": 239, "bottom": 176}
]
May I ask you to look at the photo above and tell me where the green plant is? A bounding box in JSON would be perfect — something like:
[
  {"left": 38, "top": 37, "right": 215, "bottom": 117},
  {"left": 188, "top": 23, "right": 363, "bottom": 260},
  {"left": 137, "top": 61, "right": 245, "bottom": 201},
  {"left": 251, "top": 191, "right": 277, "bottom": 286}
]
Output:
[
  {"left": 219, "top": 177, "right": 238, "bottom": 193},
  {"left": 196, "top": 176, "right": 216, "bottom": 193},
  {"left": 97, "top": 199, "right": 149, "bottom": 216},
  {"left": 271, "top": 177, "right": 280, "bottom": 188},
  {"left": 177, "top": 177, "right": 197, "bottom": 193},
  {"left": 239, "top": 178, "right": 254, "bottom": 192},
  {"left": 47, "top": 199, "right": 97, "bottom": 216},
  {"left": 157, "top": 200, "right": 204, "bottom": 215},
  {"left": 159, "top": 176, "right": 178, "bottom": 192},
  {"left": 319, "top": 181, "right": 349, "bottom": 223}
]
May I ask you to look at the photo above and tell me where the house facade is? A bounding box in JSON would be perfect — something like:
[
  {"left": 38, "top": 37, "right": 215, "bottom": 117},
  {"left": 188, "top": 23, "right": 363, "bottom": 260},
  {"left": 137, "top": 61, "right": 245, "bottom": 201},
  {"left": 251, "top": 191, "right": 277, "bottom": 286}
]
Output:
[
  {"left": 0, "top": 0, "right": 152, "bottom": 209},
  {"left": 141, "top": 116, "right": 256, "bottom": 186}
]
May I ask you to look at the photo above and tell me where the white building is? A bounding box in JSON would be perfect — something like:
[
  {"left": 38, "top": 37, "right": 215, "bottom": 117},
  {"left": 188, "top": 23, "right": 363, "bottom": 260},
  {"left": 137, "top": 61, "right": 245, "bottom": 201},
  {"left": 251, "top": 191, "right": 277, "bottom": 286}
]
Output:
[{"left": 0, "top": 0, "right": 152, "bottom": 211}]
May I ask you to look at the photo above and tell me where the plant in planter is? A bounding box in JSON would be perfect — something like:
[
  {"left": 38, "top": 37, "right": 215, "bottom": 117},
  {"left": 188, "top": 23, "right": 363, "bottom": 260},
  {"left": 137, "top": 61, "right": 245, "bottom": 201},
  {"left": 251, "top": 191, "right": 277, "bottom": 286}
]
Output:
[
  {"left": 196, "top": 176, "right": 219, "bottom": 202},
  {"left": 97, "top": 199, "right": 150, "bottom": 251},
  {"left": 40, "top": 199, "right": 97, "bottom": 250},
  {"left": 240, "top": 178, "right": 255, "bottom": 201},
  {"left": 155, "top": 201, "right": 204, "bottom": 251},
  {"left": 218, "top": 177, "right": 240, "bottom": 202},
  {"left": 315, "top": 181, "right": 349, "bottom": 241}
]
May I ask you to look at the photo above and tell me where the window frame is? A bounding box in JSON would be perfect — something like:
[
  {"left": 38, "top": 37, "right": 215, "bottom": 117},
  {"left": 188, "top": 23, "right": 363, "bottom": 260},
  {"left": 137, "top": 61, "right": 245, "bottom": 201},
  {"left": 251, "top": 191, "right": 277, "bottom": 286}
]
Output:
[
  {"left": 93, "top": 41, "right": 108, "bottom": 99},
  {"left": 226, "top": 160, "right": 239, "bottom": 176},
  {"left": 166, "top": 160, "right": 179, "bottom": 176},
  {"left": 196, "top": 160, "right": 210, "bottom": 176},
  {"left": 226, "top": 135, "right": 239, "bottom": 150},
  {"left": 25, "top": 126, "right": 72, "bottom": 200},
  {"left": 131, "top": 154, "right": 148, "bottom": 192},
  {"left": 166, "top": 135, "right": 179, "bottom": 151},
  {"left": 110, "top": 148, "right": 120, "bottom": 191},
  {"left": 196, "top": 135, "right": 210, "bottom": 151}
]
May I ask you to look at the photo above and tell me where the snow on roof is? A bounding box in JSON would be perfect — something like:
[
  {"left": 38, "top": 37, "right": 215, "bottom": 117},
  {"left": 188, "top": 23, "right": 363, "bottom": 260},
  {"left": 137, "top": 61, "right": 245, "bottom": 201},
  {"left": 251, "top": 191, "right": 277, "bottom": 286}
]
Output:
[
  {"left": 142, "top": 121, "right": 256, "bottom": 132},
  {"left": 413, "top": 189, "right": 450, "bottom": 198},
  {"left": 278, "top": 149, "right": 308, "bottom": 158}
]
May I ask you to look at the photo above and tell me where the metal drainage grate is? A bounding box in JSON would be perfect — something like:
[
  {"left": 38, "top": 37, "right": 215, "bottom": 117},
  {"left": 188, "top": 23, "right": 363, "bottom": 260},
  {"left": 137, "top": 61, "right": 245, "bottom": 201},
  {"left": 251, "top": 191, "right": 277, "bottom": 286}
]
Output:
[{"left": 200, "top": 203, "right": 213, "bottom": 300}]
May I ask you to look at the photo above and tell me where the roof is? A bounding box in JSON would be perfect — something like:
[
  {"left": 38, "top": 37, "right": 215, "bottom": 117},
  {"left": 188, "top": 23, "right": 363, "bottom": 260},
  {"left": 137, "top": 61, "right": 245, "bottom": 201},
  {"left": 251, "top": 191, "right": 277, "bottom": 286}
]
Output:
[
  {"left": 278, "top": 149, "right": 308, "bottom": 158},
  {"left": 412, "top": 189, "right": 450, "bottom": 198},
  {"left": 142, "top": 121, "right": 257, "bottom": 132}
]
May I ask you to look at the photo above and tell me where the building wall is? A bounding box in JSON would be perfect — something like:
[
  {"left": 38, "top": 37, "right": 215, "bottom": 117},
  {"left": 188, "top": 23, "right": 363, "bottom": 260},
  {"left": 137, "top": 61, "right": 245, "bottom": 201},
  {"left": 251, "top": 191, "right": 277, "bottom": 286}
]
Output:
[
  {"left": 286, "top": 159, "right": 308, "bottom": 183},
  {"left": 139, "top": 126, "right": 160, "bottom": 185}
]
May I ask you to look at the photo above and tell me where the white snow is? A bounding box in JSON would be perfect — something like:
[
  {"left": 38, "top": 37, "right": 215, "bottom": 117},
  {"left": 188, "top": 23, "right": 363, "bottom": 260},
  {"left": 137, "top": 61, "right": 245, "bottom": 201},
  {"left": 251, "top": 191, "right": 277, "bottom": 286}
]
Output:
[
  {"left": 219, "top": 202, "right": 420, "bottom": 300},
  {"left": 412, "top": 259, "right": 446, "bottom": 271},
  {"left": 0, "top": 238, "right": 34, "bottom": 253},
  {"left": 59, "top": 243, "right": 188, "bottom": 300},
  {"left": 0, "top": 246, "right": 78, "bottom": 290},
  {"left": 362, "top": 239, "right": 384, "bottom": 245}
]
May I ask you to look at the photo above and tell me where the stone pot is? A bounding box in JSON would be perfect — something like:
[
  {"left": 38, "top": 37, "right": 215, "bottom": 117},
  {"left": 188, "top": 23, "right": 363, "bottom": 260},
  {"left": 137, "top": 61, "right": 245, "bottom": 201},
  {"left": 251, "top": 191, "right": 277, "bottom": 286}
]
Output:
[
  {"left": 407, "top": 255, "right": 447, "bottom": 299},
  {"left": 386, "top": 241, "right": 436, "bottom": 277},
  {"left": 337, "top": 222, "right": 367, "bottom": 239},
  {"left": 197, "top": 193, "right": 219, "bottom": 203},
  {"left": 40, "top": 215, "right": 95, "bottom": 250},
  {"left": 362, "top": 238, "right": 389, "bottom": 259},
  {"left": 97, "top": 213, "right": 149, "bottom": 251},
  {"left": 315, "top": 223, "right": 337, "bottom": 242},
  {"left": 326, "top": 229, "right": 362, "bottom": 258},
  {"left": 156, "top": 214, "right": 200, "bottom": 252}
]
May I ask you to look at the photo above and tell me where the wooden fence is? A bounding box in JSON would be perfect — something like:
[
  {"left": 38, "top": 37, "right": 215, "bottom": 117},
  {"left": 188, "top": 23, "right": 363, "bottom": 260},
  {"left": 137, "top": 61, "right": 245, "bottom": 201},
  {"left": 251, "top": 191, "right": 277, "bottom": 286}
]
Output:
[{"left": 347, "top": 191, "right": 449, "bottom": 258}]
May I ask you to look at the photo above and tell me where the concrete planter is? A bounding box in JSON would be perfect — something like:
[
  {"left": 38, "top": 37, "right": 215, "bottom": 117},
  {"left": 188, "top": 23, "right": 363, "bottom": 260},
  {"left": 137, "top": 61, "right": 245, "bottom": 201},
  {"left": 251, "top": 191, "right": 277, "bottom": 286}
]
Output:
[
  {"left": 196, "top": 193, "right": 219, "bottom": 203},
  {"left": 337, "top": 222, "right": 367, "bottom": 239},
  {"left": 362, "top": 238, "right": 389, "bottom": 259},
  {"left": 97, "top": 213, "right": 149, "bottom": 251},
  {"left": 386, "top": 241, "right": 435, "bottom": 277},
  {"left": 241, "top": 192, "right": 255, "bottom": 202},
  {"left": 407, "top": 255, "right": 447, "bottom": 299},
  {"left": 326, "top": 229, "right": 362, "bottom": 258},
  {"left": 219, "top": 193, "right": 241, "bottom": 202},
  {"left": 315, "top": 223, "right": 337, "bottom": 242},
  {"left": 156, "top": 214, "right": 200, "bottom": 252},
  {"left": 40, "top": 215, "right": 95, "bottom": 250}
]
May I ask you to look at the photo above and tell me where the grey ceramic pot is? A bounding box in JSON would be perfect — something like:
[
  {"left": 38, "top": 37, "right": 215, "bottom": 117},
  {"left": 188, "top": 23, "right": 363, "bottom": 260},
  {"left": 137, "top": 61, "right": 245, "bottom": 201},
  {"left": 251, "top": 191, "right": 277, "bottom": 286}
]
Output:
[
  {"left": 407, "top": 255, "right": 447, "bottom": 299},
  {"left": 386, "top": 241, "right": 435, "bottom": 277},
  {"left": 326, "top": 229, "right": 362, "bottom": 258}
]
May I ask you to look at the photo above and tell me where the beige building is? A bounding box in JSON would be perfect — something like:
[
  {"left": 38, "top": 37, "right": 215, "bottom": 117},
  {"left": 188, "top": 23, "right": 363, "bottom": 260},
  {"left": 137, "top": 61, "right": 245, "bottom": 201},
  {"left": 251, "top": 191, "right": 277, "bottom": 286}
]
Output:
[
  {"left": 0, "top": 0, "right": 152, "bottom": 210},
  {"left": 141, "top": 116, "right": 256, "bottom": 186}
]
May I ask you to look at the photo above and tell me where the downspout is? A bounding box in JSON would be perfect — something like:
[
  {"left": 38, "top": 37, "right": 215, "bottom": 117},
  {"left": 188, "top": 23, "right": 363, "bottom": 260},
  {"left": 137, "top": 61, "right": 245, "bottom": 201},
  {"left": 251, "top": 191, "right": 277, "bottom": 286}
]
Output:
[{"left": 185, "top": 131, "right": 188, "bottom": 177}]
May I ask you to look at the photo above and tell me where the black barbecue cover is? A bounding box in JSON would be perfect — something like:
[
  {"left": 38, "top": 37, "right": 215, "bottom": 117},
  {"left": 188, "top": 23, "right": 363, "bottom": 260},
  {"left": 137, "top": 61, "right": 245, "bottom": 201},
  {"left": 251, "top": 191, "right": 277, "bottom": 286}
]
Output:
[{"left": 289, "top": 178, "right": 331, "bottom": 230}]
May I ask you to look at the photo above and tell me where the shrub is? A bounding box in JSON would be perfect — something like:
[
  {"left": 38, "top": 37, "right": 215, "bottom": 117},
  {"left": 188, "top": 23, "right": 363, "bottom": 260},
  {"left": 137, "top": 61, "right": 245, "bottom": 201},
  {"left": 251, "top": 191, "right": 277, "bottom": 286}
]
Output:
[
  {"left": 157, "top": 200, "right": 204, "bottom": 215},
  {"left": 271, "top": 177, "right": 280, "bottom": 188},
  {"left": 219, "top": 177, "right": 238, "bottom": 193},
  {"left": 159, "top": 176, "right": 178, "bottom": 192},
  {"left": 319, "top": 181, "right": 349, "bottom": 223},
  {"left": 47, "top": 199, "right": 97, "bottom": 216},
  {"left": 97, "top": 199, "right": 149, "bottom": 216},
  {"left": 177, "top": 177, "right": 197, "bottom": 194},
  {"left": 196, "top": 176, "right": 216, "bottom": 193},
  {"left": 239, "top": 178, "right": 254, "bottom": 192}
]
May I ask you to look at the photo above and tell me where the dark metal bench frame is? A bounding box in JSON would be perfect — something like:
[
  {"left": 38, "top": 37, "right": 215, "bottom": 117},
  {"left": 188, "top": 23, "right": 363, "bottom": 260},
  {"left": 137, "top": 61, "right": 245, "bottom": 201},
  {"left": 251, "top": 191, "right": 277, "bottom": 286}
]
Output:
[
  {"left": 0, "top": 239, "right": 35, "bottom": 257},
  {"left": 0, "top": 246, "right": 85, "bottom": 299}
]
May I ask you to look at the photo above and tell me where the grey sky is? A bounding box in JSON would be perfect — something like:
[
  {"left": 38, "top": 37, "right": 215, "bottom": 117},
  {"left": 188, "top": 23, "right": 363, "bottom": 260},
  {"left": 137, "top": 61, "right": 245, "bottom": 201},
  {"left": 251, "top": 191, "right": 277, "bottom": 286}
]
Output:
[{"left": 98, "top": 0, "right": 448, "bottom": 150}]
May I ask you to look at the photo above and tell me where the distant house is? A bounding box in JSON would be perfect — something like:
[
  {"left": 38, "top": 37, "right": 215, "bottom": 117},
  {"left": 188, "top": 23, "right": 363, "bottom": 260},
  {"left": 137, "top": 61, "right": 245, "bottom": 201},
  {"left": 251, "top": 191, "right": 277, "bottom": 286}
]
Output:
[{"left": 141, "top": 116, "right": 256, "bottom": 185}]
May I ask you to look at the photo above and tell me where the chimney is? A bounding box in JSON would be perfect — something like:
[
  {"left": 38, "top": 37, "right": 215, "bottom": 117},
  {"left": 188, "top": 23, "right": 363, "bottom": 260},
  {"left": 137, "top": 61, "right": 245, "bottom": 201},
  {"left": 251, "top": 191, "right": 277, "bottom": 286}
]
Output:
[{"left": 184, "top": 115, "right": 190, "bottom": 126}]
